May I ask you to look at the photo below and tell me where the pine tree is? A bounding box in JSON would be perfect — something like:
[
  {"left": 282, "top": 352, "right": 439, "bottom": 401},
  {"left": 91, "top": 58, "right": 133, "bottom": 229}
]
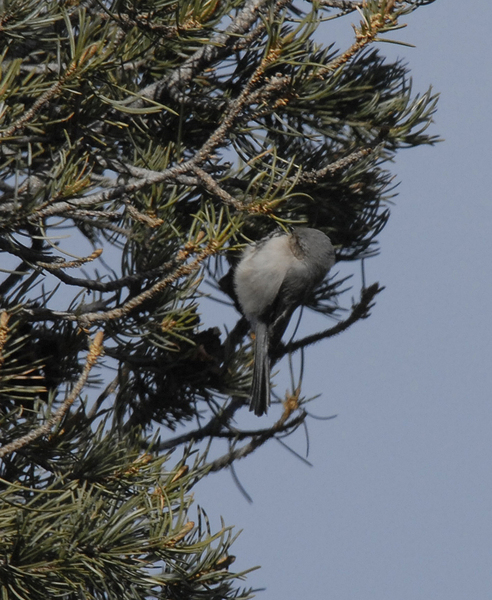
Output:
[{"left": 0, "top": 1, "right": 438, "bottom": 598}]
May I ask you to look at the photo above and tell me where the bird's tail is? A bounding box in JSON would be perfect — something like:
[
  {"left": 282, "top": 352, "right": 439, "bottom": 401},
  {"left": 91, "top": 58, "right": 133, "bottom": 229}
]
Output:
[{"left": 250, "top": 321, "right": 270, "bottom": 416}]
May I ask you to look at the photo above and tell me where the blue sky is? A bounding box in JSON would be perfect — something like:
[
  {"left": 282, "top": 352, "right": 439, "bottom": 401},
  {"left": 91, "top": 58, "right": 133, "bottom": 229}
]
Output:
[{"left": 196, "top": 2, "right": 492, "bottom": 598}]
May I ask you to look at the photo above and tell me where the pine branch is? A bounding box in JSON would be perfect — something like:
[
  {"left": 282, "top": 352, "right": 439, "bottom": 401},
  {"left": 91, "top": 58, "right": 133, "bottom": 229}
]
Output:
[
  {"left": 0, "top": 51, "right": 96, "bottom": 139},
  {"left": 0, "top": 1, "right": 441, "bottom": 596},
  {"left": 0, "top": 331, "right": 104, "bottom": 460},
  {"left": 133, "top": 0, "right": 288, "bottom": 107}
]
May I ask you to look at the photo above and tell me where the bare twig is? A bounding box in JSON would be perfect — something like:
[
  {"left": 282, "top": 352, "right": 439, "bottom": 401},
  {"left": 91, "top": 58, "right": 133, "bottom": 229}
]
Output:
[
  {"left": 0, "top": 231, "right": 180, "bottom": 294},
  {"left": 0, "top": 312, "right": 9, "bottom": 368},
  {"left": 37, "top": 249, "right": 103, "bottom": 270},
  {"left": 317, "top": 0, "right": 365, "bottom": 10},
  {"left": 205, "top": 411, "right": 307, "bottom": 472},
  {"left": 76, "top": 241, "right": 217, "bottom": 326},
  {"left": 191, "top": 166, "right": 245, "bottom": 210},
  {"left": 277, "top": 283, "right": 383, "bottom": 358},
  {"left": 315, "top": 3, "right": 401, "bottom": 77},
  {"left": 156, "top": 392, "right": 307, "bottom": 471},
  {"left": 299, "top": 143, "right": 384, "bottom": 184}
]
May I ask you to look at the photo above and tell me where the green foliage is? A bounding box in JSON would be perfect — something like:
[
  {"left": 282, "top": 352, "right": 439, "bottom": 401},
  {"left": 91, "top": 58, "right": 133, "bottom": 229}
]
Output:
[
  {"left": 0, "top": 0, "right": 438, "bottom": 597},
  {"left": 0, "top": 424, "right": 253, "bottom": 599}
]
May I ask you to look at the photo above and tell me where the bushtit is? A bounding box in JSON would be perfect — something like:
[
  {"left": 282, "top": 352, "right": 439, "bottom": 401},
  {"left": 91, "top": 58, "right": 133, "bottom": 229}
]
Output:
[{"left": 234, "top": 228, "right": 335, "bottom": 416}]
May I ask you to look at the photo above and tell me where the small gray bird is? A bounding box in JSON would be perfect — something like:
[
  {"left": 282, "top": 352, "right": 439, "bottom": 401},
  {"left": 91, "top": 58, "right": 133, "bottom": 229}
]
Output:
[{"left": 234, "top": 228, "right": 335, "bottom": 416}]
